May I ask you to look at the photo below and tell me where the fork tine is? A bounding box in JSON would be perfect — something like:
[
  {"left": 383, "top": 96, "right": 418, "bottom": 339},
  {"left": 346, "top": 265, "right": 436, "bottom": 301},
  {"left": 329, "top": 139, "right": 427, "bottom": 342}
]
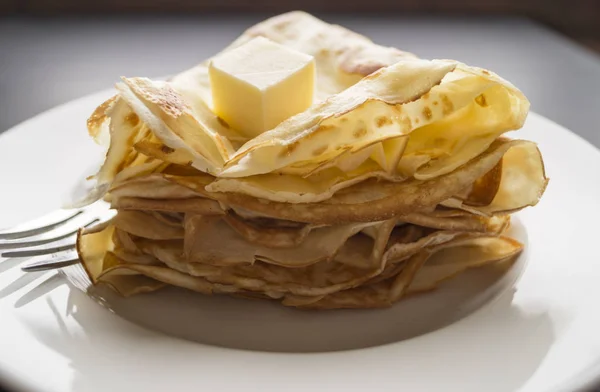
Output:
[
  {"left": 0, "top": 210, "right": 83, "bottom": 240},
  {"left": 0, "top": 231, "right": 77, "bottom": 250},
  {"left": 1, "top": 242, "right": 76, "bottom": 258},
  {"left": 0, "top": 218, "right": 99, "bottom": 250},
  {"left": 2, "top": 201, "right": 113, "bottom": 275},
  {"left": 21, "top": 250, "right": 80, "bottom": 272}
]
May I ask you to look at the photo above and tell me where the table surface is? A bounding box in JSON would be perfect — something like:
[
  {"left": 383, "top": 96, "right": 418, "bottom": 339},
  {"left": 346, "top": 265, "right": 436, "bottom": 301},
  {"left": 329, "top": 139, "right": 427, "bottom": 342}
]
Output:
[{"left": 1, "top": 14, "right": 600, "bottom": 392}]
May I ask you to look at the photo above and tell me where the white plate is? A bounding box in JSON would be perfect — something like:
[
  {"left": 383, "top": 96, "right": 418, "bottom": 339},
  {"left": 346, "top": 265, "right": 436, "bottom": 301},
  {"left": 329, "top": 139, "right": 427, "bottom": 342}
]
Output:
[{"left": 1, "top": 90, "right": 599, "bottom": 392}]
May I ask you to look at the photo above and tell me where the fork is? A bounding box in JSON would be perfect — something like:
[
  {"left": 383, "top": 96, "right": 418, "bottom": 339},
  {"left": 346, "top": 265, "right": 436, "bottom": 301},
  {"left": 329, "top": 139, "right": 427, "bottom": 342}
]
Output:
[{"left": 0, "top": 202, "right": 114, "bottom": 273}]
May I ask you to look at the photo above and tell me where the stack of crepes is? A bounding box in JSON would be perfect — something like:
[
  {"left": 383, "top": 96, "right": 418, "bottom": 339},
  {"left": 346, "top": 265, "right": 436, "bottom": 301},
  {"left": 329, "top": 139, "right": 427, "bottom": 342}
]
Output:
[{"left": 77, "top": 11, "right": 548, "bottom": 309}]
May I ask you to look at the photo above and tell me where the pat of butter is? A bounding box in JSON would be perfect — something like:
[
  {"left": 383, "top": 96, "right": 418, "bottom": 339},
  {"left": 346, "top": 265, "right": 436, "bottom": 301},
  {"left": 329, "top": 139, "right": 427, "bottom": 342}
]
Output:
[{"left": 209, "top": 36, "right": 315, "bottom": 138}]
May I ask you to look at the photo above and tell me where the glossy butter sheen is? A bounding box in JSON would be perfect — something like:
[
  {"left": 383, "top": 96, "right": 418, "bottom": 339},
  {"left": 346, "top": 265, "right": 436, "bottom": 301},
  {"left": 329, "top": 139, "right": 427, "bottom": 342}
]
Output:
[{"left": 209, "top": 37, "right": 315, "bottom": 138}]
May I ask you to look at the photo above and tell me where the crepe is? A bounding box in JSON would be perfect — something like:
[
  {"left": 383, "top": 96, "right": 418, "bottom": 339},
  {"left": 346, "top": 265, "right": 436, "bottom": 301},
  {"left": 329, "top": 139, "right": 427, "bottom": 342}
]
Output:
[{"left": 77, "top": 11, "right": 547, "bottom": 309}]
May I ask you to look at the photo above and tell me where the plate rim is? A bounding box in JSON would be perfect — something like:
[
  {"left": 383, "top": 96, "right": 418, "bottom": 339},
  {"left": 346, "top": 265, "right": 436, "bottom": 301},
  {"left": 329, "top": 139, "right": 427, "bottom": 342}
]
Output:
[{"left": 1, "top": 89, "right": 599, "bottom": 392}]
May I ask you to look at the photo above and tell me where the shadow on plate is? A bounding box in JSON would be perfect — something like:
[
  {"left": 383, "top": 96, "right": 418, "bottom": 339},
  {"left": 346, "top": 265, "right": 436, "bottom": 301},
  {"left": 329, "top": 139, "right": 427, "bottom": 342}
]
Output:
[
  {"left": 11, "top": 218, "right": 534, "bottom": 353},
  {"left": 10, "top": 216, "right": 558, "bottom": 391},
  {"left": 0, "top": 268, "right": 44, "bottom": 299},
  {"left": 90, "top": 252, "right": 528, "bottom": 353},
  {"left": 19, "top": 217, "right": 534, "bottom": 353},
  {"left": 18, "top": 271, "right": 556, "bottom": 392}
]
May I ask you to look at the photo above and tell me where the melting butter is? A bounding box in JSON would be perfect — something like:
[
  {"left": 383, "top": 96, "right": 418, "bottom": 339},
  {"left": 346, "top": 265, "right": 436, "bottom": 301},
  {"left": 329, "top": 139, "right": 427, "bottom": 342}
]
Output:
[{"left": 209, "top": 36, "right": 315, "bottom": 138}]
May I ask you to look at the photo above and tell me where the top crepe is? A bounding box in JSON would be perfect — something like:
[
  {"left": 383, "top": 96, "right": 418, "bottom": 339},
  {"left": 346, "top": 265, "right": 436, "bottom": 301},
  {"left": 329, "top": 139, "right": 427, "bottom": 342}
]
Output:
[{"left": 87, "top": 11, "right": 532, "bottom": 206}]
